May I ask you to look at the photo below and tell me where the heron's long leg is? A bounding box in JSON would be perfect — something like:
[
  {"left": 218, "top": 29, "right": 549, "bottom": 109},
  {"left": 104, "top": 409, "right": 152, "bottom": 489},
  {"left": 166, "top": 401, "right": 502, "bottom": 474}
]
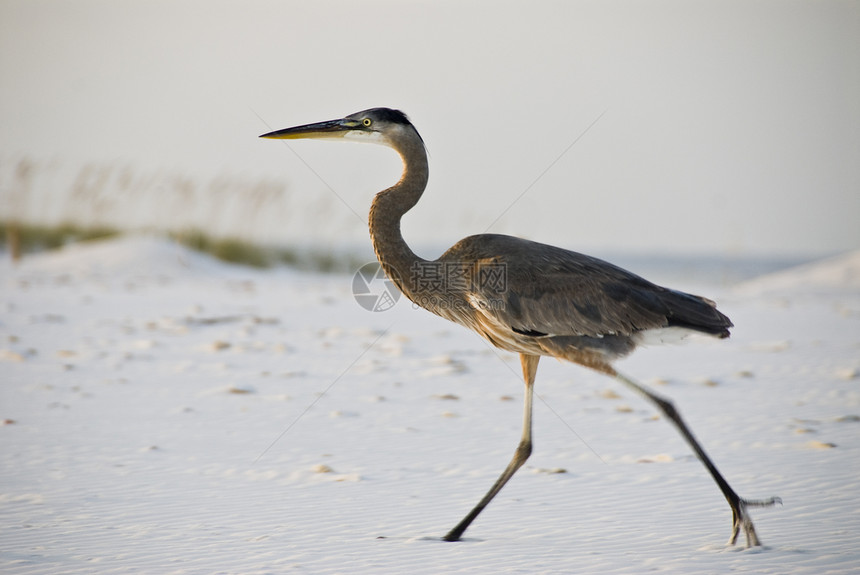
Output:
[
  {"left": 443, "top": 354, "right": 540, "bottom": 542},
  {"left": 613, "top": 370, "right": 780, "bottom": 547}
]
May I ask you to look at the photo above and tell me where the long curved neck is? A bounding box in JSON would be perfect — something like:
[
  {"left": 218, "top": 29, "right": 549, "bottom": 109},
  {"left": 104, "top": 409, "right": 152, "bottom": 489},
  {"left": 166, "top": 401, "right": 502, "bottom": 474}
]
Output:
[{"left": 368, "top": 130, "right": 429, "bottom": 299}]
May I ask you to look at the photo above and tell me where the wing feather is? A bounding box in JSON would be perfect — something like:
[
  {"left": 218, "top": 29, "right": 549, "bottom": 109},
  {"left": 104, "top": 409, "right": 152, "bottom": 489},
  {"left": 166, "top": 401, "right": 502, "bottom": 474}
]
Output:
[{"left": 440, "top": 234, "right": 731, "bottom": 339}]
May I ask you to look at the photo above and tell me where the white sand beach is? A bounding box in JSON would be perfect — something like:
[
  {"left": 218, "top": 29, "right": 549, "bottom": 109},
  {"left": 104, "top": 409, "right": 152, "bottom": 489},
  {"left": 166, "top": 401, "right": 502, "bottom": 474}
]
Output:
[{"left": 1, "top": 237, "right": 858, "bottom": 573}]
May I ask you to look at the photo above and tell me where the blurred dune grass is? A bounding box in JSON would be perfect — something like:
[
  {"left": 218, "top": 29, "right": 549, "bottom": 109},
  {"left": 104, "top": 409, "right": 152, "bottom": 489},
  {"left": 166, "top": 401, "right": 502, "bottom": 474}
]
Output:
[{"left": 0, "top": 154, "right": 371, "bottom": 271}]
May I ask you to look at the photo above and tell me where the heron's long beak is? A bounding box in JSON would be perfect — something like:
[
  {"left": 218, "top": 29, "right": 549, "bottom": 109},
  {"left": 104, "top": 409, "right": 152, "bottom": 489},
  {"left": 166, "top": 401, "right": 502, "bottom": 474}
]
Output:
[{"left": 260, "top": 118, "right": 359, "bottom": 140}]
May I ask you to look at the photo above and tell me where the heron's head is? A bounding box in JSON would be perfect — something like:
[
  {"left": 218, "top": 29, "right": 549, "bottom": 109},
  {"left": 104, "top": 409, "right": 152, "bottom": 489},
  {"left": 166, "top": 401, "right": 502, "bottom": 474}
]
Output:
[{"left": 260, "top": 107, "right": 422, "bottom": 149}]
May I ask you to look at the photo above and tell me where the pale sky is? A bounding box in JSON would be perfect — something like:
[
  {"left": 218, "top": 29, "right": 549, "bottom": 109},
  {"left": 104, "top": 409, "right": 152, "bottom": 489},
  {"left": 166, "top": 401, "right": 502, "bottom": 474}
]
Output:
[{"left": 1, "top": 0, "right": 858, "bottom": 258}]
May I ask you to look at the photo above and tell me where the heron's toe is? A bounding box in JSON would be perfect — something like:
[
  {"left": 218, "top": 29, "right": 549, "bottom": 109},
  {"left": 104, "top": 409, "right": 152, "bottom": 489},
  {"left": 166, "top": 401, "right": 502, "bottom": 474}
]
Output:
[{"left": 728, "top": 496, "right": 781, "bottom": 547}]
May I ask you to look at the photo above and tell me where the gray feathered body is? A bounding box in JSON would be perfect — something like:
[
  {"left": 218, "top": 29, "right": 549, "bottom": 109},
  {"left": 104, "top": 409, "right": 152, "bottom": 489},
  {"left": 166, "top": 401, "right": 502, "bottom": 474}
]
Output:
[{"left": 398, "top": 233, "right": 732, "bottom": 368}]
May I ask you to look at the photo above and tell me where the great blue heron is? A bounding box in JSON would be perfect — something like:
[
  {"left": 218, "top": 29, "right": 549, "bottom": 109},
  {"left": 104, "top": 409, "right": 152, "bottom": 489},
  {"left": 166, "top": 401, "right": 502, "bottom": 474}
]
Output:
[{"left": 260, "top": 108, "right": 779, "bottom": 546}]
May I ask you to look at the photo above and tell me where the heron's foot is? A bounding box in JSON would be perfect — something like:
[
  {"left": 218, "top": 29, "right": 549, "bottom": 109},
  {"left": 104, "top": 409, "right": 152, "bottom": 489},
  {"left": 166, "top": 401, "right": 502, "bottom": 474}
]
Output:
[
  {"left": 728, "top": 496, "right": 782, "bottom": 547},
  {"left": 442, "top": 527, "right": 464, "bottom": 542}
]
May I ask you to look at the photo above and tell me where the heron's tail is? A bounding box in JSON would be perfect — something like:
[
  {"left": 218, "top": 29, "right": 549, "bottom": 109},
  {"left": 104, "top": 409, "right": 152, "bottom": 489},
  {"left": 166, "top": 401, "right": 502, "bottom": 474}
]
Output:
[{"left": 661, "top": 289, "right": 733, "bottom": 338}]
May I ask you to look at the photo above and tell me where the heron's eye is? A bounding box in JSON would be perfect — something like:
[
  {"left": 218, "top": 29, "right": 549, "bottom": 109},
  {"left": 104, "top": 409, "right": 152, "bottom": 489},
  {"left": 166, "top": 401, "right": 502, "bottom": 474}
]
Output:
[{"left": 363, "top": 118, "right": 372, "bottom": 127}]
